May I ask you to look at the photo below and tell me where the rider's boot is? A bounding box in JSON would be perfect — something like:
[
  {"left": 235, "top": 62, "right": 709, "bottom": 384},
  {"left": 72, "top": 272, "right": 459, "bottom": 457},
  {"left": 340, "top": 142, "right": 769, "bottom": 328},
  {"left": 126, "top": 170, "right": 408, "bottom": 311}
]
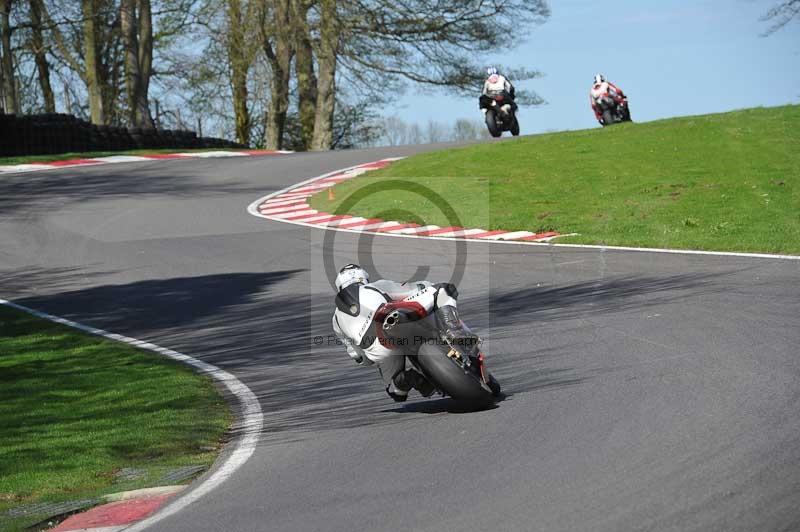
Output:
[{"left": 391, "top": 370, "right": 436, "bottom": 399}]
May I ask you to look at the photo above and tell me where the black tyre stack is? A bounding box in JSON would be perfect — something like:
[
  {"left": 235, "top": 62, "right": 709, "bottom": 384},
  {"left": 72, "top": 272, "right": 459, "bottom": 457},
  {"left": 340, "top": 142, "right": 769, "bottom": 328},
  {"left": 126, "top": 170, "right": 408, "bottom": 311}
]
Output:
[{"left": 0, "top": 113, "right": 245, "bottom": 157}]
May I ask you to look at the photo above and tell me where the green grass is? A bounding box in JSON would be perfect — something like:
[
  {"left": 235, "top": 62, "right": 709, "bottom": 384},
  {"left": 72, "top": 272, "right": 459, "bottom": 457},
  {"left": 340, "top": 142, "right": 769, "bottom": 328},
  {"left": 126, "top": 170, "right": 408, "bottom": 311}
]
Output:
[
  {"left": 0, "top": 306, "right": 230, "bottom": 531},
  {"left": 310, "top": 105, "right": 800, "bottom": 255},
  {"left": 0, "top": 148, "right": 244, "bottom": 166}
]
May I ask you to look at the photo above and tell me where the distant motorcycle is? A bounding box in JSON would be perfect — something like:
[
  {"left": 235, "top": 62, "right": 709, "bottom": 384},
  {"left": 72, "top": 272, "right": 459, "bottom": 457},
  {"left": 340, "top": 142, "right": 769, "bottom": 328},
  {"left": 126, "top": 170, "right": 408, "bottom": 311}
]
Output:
[
  {"left": 593, "top": 92, "right": 632, "bottom": 127},
  {"left": 480, "top": 91, "right": 520, "bottom": 138}
]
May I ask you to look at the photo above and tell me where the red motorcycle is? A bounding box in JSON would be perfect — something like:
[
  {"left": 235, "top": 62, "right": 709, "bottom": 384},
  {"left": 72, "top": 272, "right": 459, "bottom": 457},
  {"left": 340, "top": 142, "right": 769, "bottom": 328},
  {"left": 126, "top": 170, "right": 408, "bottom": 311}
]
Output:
[{"left": 593, "top": 91, "right": 632, "bottom": 127}]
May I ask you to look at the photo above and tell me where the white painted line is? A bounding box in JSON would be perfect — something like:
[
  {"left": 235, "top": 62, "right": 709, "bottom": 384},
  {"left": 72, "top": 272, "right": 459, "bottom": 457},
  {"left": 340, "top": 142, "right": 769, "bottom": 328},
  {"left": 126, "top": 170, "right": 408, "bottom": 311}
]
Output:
[
  {"left": 0, "top": 299, "right": 264, "bottom": 532},
  {"left": 103, "top": 486, "right": 186, "bottom": 502},
  {"left": 263, "top": 197, "right": 308, "bottom": 207},
  {"left": 430, "top": 228, "right": 487, "bottom": 238},
  {"left": 291, "top": 183, "right": 335, "bottom": 193},
  {"left": 388, "top": 225, "right": 441, "bottom": 234},
  {"left": 480, "top": 231, "right": 536, "bottom": 240},
  {"left": 294, "top": 213, "right": 339, "bottom": 224},
  {"left": 318, "top": 216, "right": 365, "bottom": 227},
  {"left": 0, "top": 164, "right": 55, "bottom": 173},
  {"left": 65, "top": 526, "right": 127, "bottom": 532},
  {"left": 273, "top": 209, "right": 318, "bottom": 219},
  {"left": 356, "top": 221, "right": 404, "bottom": 231},
  {"left": 177, "top": 151, "right": 246, "bottom": 158},
  {"left": 0, "top": 151, "right": 293, "bottom": 175},
  {"left": 536, "top": 232, "right": 578, "bottom": 242},
  {"left": 91, "top": 156, "right": 153, "bottom": 163},
  {"left": 274, "top": 193, "right": 313, "bottom": 200},
  {"left": 262, "top": 204, "right": 310, "bottom": 215}
]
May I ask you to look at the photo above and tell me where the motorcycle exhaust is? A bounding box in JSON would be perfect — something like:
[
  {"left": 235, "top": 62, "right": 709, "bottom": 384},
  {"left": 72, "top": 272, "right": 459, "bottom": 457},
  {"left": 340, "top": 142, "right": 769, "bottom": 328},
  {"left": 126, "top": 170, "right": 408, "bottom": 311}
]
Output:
[{"left": 382, "top": 310, "right": 401, "bottom": 331}]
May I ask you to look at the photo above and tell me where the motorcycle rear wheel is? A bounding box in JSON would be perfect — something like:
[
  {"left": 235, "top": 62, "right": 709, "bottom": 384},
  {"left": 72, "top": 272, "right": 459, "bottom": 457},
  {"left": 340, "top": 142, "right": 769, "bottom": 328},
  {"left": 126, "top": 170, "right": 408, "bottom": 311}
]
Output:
[
  {"left": 415, "top": 342, "right": 496, "bottom": 405},
  {"left": 510, "top": 116, "right": 520, "bottom": 136}
]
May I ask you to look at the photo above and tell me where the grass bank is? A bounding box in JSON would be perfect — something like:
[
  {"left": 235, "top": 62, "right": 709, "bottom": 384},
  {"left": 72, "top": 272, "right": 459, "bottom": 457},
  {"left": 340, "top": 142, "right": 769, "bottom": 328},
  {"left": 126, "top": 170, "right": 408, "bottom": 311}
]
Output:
[
  {"left": 0, "top": 305, "right": 230, "bottom": 531},
  {"left": 310, "top": 105, "right": 800, "bottom": 255}
]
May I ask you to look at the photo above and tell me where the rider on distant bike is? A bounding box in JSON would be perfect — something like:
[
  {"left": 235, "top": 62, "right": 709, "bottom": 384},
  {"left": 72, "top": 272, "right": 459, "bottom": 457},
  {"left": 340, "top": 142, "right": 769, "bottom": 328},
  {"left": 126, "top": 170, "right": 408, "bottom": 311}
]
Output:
[
  {"left": 331, "top": 264, "right": 477, "bottom": 402},
  {"left": 589, "top": 73, "right": 629, "bottom": 125},
  {"left": 482, "top": 66, "right": 517, "bottom": 116}
]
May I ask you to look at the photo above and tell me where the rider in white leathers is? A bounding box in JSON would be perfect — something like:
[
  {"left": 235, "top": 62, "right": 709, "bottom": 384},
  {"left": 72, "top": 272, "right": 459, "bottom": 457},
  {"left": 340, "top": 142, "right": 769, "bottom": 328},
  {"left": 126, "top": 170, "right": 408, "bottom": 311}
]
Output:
[
  {"left": 482, "top": 66, "right": 515, "bottom": 98},
  {"left": 331, "top": 264, "right": 476, "bottom": 402},
  {"left": 481, "top": 66, "right": 516, "bottom": 116}
]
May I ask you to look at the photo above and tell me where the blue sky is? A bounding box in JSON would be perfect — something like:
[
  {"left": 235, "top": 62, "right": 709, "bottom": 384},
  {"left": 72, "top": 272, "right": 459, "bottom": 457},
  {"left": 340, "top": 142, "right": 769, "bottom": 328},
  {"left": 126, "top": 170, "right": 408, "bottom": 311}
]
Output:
[{"left": 388, "top": 0, "right": 800, "bottom": 134}]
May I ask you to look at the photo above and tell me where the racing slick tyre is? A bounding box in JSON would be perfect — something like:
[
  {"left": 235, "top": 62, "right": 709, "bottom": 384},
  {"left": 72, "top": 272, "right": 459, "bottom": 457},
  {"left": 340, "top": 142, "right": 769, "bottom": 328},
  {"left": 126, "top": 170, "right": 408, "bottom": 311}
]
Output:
[
  {"left": 510, "top": 116, "right": 520, "bottom": 136},
  {"left": 415, "top": 342, "right": 495, "bottom": 405}
]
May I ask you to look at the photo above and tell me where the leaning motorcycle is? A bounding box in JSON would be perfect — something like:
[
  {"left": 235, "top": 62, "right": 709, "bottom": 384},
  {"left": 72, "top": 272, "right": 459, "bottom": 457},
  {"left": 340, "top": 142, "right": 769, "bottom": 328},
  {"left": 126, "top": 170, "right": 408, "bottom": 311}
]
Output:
[
  {"left": 594, "top": 92, "right": 632, "bottom": 127},
  {"left": 480, "top": 91, "right": 520, "bottom": 138},
  {"left": 378, "top": 303, "right": 502, "bottom": 406}
]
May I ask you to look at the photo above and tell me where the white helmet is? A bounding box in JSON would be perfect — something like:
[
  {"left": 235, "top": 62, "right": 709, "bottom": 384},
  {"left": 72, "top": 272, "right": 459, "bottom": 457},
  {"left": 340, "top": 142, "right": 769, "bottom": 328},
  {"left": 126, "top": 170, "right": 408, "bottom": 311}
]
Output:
[
  {"left": 487, "top": 66, "right": 498, "bottom": 77},
  {"left": 593, "top": 73, "right": 606, "bottom": 85},
  {"left": 335, "top": 264, "right": 369, "bottom": 291}
]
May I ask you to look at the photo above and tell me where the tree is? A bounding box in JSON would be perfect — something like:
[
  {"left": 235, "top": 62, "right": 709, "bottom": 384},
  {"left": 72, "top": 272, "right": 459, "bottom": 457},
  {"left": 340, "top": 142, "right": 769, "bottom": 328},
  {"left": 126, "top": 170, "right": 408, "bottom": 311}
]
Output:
[
  {"left": 762, "top": 1, "right": 800, "bottom": 34},
  {"left": 291, "top": 0, "right": 315, "bottom": 150},
  {"left": 452, "top": 118, "right": 479, "bottom": 142},
  {"left": 381, "top": 115, "right": 408, "bottom": 146},
  {"left": 225, "top": 0, "right": 258, "bottom": 144},
  {"left": 120, "top": 0, "right": 154, "bottom": 127},
  {"left": 425, "top": 120, "right": 447, "bottom": 144},
  {"left": 261, "top": 0, "right": 293, "bottom": 149},
  {"left": 339, "top": 0, "right": 549, "bottom": 105},
  {"left": 293, "top": 0, "right": 549, "bottom": 149},
  {"left": 38, "top": 0, "right": 123, "bottom": 124},
  {"left": 82, "top": 0, "right": 107, "bottom": 124},
  {"left": 330, "top": 97, "right": 382, "bottom": 149},
  {"left": 0, "top": 0, "right": 18, "bottom": 113},
  {"left": 407, "top": 122, "right": 422, "bottom": 145},
  {"left": 1, "top": 0, "right": 549, "bottom": 148},
  {"left": 310, "top": 0, "right": 337, "bottom": 150},
  {"left": 26, "top": 0, "right": 54, "bottom": 112}
]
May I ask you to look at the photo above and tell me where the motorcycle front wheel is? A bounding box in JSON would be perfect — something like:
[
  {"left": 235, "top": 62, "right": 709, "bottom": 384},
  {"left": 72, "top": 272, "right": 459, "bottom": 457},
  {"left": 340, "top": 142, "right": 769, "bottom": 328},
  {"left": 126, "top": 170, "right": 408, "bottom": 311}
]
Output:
[
  {"left": 485, "top": 110, "right": 502, "bottom": 138},
  {"left": 602, "top": 109, "right": 614, "bottom": 127},
  {"left": 510, "top": 116, "right": 520, "bottom": 136}
]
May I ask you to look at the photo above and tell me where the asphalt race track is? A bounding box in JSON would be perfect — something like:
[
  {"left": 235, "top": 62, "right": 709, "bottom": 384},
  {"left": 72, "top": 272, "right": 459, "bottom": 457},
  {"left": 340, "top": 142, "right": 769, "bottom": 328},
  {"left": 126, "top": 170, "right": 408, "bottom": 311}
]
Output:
[{"left": 1, "top": 146, "right": 799, "bottom": 532}]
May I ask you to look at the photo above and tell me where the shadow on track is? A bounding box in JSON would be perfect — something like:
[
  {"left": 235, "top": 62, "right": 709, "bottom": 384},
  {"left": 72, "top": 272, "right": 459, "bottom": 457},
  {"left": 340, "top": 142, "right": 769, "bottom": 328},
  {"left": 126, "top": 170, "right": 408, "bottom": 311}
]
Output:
[
  {"left": 0, "top": 167, "right": 269, "bottom": 215},
  {"left": 383, "top": 397, "right": 500, "bottom": 415},
  {"left": 15, "top": 269, "right": 303, "bottom": 335},
  {"left": 486, "top": 272, "right": 727, "bottom": 326},
  {"left": 7, "top": 269, "right": 730, "bottom": 444},
  {"left": 461, "top": 272, "right": 731, "bottom": 397}
]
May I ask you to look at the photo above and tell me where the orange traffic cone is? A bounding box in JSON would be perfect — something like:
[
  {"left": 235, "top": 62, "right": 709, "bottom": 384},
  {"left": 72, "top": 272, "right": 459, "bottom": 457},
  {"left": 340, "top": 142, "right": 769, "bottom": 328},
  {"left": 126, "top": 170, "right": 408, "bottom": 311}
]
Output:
[{"left": 328, "top": 187, "right": 335, "bottom": 201}]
